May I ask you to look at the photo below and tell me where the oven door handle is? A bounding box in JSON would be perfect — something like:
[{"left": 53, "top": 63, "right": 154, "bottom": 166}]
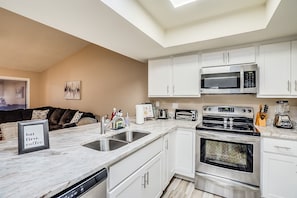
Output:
[{"left": 197, "top": 132, "right": 259, "bottom": 144}]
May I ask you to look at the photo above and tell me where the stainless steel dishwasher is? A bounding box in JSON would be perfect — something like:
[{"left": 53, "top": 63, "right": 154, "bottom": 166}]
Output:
[{"left": 52, "top": 168, "right": 107, "bottom": 198}]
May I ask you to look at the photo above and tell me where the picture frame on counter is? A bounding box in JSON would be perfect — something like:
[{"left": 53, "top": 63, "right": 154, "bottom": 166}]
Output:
[{"left": 18, "top": 119, "right": 50, "bottom": 154}]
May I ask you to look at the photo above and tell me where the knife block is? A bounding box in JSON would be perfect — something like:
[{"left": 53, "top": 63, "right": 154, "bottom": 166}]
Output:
[{"left": 255, "top": 112, "right": 267, "bottom": 127}]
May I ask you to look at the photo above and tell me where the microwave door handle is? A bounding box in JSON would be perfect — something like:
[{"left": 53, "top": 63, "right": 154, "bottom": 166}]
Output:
[{"left": 240, "top": 69, "right": 244, "bottom": 92}]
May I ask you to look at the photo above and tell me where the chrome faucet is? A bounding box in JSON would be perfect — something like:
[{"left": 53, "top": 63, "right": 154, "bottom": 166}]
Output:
[
  {"left": 100, "top": 116, "right": 111, "bottom": 134},
  {"left": 100, "top": 115, "right": 126, "bottom": 134}
]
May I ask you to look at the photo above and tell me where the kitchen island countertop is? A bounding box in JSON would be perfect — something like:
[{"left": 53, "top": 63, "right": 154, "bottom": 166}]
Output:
[{"left": 0, "top": 119, "right": 198, "bottom": 198}]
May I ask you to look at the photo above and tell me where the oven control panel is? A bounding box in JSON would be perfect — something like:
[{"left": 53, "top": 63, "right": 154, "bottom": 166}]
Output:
[{"left": 203, "top": 106, "right": 253, "bottom": 118}]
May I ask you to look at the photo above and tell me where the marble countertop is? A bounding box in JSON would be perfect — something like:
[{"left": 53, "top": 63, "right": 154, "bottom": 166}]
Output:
[
  {"left": 257, "top": 125, "right": 297, "bottom": 140},
  {"left": 0, "top": 119, "right": 198, "bottom": 198},
  {"left": 1, "top": 118, "right": 297, "bottom": 198}
]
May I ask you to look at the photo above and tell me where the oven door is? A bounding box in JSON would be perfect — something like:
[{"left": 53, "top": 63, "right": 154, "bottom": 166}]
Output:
[{"left": 196, "top": 130, "right": 260, "bottom": 186}]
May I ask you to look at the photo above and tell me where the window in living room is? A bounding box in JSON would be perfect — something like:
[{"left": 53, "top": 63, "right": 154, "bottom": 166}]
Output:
[{"left": 0, "top": 77, "right": 29, "bottom": 110}]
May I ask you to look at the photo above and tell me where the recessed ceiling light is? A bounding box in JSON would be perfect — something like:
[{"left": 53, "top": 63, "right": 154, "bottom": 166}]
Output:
[{"left": 169, "top": 0, "right": 197, "bottom": 8}]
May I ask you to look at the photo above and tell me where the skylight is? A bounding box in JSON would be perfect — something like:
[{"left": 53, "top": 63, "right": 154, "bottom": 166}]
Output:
[{"left": 169, "top": 0, "right": 197, "bottom": 8}]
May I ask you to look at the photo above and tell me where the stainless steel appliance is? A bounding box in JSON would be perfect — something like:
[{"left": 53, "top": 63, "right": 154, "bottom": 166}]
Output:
[
  {"left": 158, "top": 109, "right": 168, "bottom": 119},
  {"left": 200, "top": 64, "right": 258, "bottom": 94},
  {"left": 52, "top": 168, "right": 107, "bottom": 198},
  {"left": 195, "top": 106, "right": 260, "bottom": 198},
  {"left": 175, "top": 109, "right": 198, "bottom": 121},
  {"left": 274, "top": 100, "right": 293, "bottom": 129}
]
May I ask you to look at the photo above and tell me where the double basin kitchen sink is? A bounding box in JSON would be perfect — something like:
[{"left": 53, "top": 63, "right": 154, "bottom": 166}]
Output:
[{"left": 83, "top": 130, "right": 150, "bottom": 151}]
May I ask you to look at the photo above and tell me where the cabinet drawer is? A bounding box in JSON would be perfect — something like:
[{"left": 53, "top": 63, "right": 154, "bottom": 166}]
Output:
[
  {"left": 263, "top": 138, "right": 297, "bottom": 157},
  {"left": 109, "top": 138, "right": 162, "bottom": 190}
]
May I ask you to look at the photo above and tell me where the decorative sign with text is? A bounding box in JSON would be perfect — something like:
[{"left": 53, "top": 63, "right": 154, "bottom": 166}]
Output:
[{"left": 18, "top": 120, "right": 49, "bottom": 154}]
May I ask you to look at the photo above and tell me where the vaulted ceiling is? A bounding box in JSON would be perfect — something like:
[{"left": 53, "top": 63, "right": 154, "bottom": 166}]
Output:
[{"left": 0, "top": 0, "right": 297, "bottom": 72}]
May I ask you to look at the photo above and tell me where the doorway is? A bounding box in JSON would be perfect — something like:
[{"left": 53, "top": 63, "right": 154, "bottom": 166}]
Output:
[{"left": 0, "top": 76, "right": 30, "bottom": 110}]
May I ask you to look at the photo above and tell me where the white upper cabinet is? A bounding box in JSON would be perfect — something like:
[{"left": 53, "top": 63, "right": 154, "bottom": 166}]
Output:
[
  {"left": 228, "top": 47, "right": 256, "bottom": 65},
  {"left": 291, "top": 40, "right": 297, "bottom": 96},
  {"left": 172, "top": 54, "right": 200, "bottom": 97},
  {"left": 148, "top": 58, "right": 172, "bottom": 97},
  {"left": 201, "top": 47, "right": 256, "bottom": 67},
  {"left": 258, "top": 41, "right": 296, "bottom": 97},
  {"left": 201, "top": 51, "right": 225, "bottom": 67},
  {"left": 148, "top": 54, "right": 200, "bottom": 97}
]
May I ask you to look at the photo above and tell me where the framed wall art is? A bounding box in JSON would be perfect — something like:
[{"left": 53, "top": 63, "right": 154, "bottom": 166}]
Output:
[
  {"left": 18, "top": 119, "right": 50, "bottom": 154},
  {"left": 64, "top": 80, "right": 81, "bottom": 100}
]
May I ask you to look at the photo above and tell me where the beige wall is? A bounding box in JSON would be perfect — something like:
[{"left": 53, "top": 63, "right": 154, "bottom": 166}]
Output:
[
  {"left": 40, "top": 44, "right": 148, "bottom": 117},
  {"left": 0, "top": 68, "right": 41, "bottom": 107}
]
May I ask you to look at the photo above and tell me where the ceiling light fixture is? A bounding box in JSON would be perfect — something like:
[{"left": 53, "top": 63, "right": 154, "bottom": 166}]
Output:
[{"left": 169, "top": 0, "right": 197, "bottom": 8}]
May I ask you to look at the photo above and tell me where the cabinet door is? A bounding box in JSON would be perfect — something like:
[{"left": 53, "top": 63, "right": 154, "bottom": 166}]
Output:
[
  {"left": 144, "top": 154, "right": 162, "bottom": 198},
  {"left": 172, "top": 54, "right": 200, "bottom": 97},
  {"left": 258, "top": 42, "right": 291, "bottom": 96},
  {"left": 175, "top": 129, "right": 195, "bottom": 179},
  {"left": 201, "top": 51, "right": 225, "bottom": 67},
  {"left": 228, "top": 47, "right": 256, "bottom": 65},
  {"left": 109, "top": 166, "right": 144, "bottom": 198},
  {"left": 109, "top": 154, "right": 162, "bottom": 198},
  {"left": 291, "top": 40, "right": 297, "bottom": 96},
  {"left": 148, "top": 58, "right": 172, "bottom": 97},
  {"left": 262, "top": 152, "right": 297, "bottom": 198},
  {"left": 162, "top": 133, "right": 176, "bottom": 189}
]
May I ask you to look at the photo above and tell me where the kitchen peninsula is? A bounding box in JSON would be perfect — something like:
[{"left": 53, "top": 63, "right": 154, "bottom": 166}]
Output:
[{"left": 0, "top": 119, "right": 198, "bottom": 197}]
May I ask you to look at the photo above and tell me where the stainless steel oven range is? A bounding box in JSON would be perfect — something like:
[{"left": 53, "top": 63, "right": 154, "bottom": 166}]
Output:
[{"left": 195, "top": 106, "right": 260, "bottom": 198}]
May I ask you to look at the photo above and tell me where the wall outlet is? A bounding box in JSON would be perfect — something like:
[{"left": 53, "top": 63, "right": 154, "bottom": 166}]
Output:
[
  {"left": 155, "top": 101, "right": 160, "bottom": 107},
  {"left": 172, "top": 103, "right": 179, "bottom": 109}
]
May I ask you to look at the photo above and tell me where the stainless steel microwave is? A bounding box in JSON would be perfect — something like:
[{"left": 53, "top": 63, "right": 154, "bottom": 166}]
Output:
[{"left": 200, "top": 64, "right": 258, "bottom": 94}]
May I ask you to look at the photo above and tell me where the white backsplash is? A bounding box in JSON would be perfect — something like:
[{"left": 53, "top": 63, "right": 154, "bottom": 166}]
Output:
[{"left": 150, "top": 95, "right": 297, "bottom": 127}]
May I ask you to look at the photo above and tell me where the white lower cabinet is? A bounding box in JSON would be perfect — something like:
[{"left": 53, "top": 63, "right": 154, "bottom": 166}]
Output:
[
  {"left": 175, "top": 128, "right": 195, "bottom": 179},
  {"left": 108, "top": 128, "right": 196, "bottom": 198},
  {"left": 162, "top": 132, "right": 175, "bottom": 189},
  {"left": 108, "top": 138, "right": 163, "bottom": 198},
  {"left": 262, "top": 138, "right": 297, "bottom": 198},
  {"left": 109, "top": 153, "right": 162, "bottom": 198}
]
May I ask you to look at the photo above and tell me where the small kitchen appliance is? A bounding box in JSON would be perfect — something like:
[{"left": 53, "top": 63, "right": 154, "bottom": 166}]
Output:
[
  {"left": 175, "top": 109, "right": 198, "bottom": 121},
  {"left": 195, "top": 105, "right": 260, "bottom": 198},
  {"left": 200, "top": 63, "right": 258, "bottom": 94},
  {"left": 273, "top": 100, "right": 293, "bottom": 129},
  {"left": 158, "top": 109, "right": 168, "bottom": 119}
]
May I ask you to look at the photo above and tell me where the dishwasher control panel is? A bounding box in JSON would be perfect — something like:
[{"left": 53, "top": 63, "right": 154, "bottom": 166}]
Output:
[{"left": 52, "top": 168, "right": 107, "bottom": 198}]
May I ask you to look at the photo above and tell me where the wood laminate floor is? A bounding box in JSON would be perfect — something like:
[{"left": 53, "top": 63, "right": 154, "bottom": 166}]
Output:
[{"left": 161, "top": 177, "right": 222, "bottom": 198}]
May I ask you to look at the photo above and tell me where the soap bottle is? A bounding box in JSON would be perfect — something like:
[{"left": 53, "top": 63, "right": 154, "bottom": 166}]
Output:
[
  {"left": 125, "top": 113, "right": 130, "bottom": 128},
  {"left": 111, "top": 107, "right": 116, "bottom": 120}
]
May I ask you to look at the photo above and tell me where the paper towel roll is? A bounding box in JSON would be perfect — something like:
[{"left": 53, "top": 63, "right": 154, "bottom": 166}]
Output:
[{"left": 136, "top": 105, "right": 144, "bottom": 124}]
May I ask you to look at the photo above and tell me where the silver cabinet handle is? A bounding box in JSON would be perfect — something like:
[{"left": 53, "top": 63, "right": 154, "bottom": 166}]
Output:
[
  {"left": 146, "top": 172, "right": 149, "bottom": 185},
  {"left": 142, "top": 174, "right": 146, "bottom": 188},
  {"left": 288, "top": 80, "right": 290, "bottom": 92},
  {"left": 173, "top": 85, "right": 175, "bottom": 95},
  {"left": 295, "top": 80, "right": 297, "bottom": 91},
  {"left": 167, "top": 85, "right": 169, "bottom": 94},
  {"left": 274, "top": 145, "right": 291, "bottom": 150}
]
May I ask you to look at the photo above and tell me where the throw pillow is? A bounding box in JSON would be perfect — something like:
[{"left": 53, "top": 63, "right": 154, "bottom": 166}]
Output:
[
  {"left": 58, "top": 109, "right": 77, "bottom": 125},
  {"left": 49, "top": 108, "right": 66, "bottom": 125},
  {"left": 31, "top": 109, "right": 49, "bottom": 120},
  {"left": 76, "top": 117, "right": 97, "bottom": 126},
  {"left": 70, "top": 111, "right": 83, "bottom": 124}
]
